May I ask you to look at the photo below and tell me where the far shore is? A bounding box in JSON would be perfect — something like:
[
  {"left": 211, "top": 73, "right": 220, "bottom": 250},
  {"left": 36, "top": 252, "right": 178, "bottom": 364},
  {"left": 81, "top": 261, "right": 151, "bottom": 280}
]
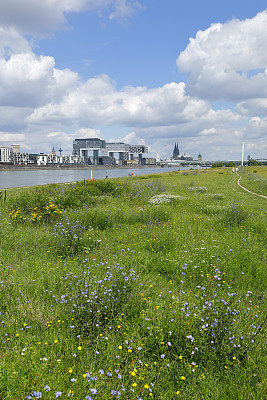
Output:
[{"left": 0, "top": 163, "right": 161, "bottom": 172}]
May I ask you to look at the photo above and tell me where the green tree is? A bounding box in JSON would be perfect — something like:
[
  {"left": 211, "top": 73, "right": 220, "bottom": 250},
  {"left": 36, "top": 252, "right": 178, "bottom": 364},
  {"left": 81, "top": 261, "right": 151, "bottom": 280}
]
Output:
[
  {"left": 248, "top": 159, "right": 262, "bottom": 166},
  {"left": 226, "top": 161, "right": 236, "bottom": 167}
]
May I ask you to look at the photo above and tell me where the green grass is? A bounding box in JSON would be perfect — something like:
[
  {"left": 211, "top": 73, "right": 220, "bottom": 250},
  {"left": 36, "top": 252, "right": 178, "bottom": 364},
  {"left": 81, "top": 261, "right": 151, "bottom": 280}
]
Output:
[
  {"left": 0, "top": 167, "right": 266, "bottom": 399},
  {"left": 238, "top": 166, "right": 267, "bottom": 196}
]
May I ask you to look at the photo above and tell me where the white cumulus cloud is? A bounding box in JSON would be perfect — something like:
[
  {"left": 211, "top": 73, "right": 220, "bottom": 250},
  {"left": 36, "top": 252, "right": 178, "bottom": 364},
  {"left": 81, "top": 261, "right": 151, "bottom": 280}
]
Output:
[
  {"left": 177, "top": 11, "right": 267, "bottom": 102},
  {"left": 0, "top": 0, "right": 141, "bottom": 35},
  {"left": 26, "top": 78, "right": 210, "bottom": 128},
  {"left": 0, "top": 52, "right": 78, "bottom": 107},
  {"left": 0, "top": 132, "right": 26, "bottom": 142}
]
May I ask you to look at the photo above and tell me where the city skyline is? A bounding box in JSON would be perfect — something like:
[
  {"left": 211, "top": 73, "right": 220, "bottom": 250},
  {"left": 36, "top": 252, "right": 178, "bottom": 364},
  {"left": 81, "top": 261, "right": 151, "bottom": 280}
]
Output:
[{"left": 0, "top": 1, "right": 267, "bottom": 160}]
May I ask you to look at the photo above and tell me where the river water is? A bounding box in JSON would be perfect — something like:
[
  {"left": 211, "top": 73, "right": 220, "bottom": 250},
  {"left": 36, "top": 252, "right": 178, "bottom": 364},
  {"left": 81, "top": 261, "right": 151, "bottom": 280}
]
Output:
[{"left": 0, "top": 166, "right": 196, "bottom": 189}]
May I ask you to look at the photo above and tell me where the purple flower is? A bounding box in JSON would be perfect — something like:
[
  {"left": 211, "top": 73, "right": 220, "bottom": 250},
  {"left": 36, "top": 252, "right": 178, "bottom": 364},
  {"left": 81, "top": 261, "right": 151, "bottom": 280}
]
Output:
[
  {"left": 55, "top": 392, "right": 62, "bottom": 398},
  {"left": 44, "top": 385, "right": 50, "bottom": 392},
  {"left": 32, "top": 392, "right": 42, "bottom": 399},
  {"left": 90, "top": 389, "right": 97, "bottom": 394}
]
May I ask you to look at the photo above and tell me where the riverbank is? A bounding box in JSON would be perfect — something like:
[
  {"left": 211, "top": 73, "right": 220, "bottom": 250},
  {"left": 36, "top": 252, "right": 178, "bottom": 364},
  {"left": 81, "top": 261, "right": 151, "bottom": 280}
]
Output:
[{"left": 0, "top": 163, "right": 161, "bottom": 171}]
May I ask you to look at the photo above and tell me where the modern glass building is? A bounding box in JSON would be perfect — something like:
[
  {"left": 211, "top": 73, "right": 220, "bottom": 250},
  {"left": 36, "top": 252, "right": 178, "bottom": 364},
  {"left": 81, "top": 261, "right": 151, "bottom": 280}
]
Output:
[{"left": 73, "top": 138, "right": 148, "bottom": 165}]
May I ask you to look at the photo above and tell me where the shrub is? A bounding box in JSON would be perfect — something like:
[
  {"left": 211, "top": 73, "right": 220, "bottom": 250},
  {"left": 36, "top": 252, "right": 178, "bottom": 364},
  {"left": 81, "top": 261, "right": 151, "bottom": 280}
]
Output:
[
  {"left": 189, "top": 186, "right": 207, "bottom": 193},
  {"left": 50, "top": 216, "right": 97, "bottom": 257},
  {"left": 127, "top": 179, "right": 168, "bottom": 200},
  {"left": 223, "top": 202, "right": 248, "bottom": 226},
  {"left": 148, "top": 193, "right": 185, "bottom": 205}
]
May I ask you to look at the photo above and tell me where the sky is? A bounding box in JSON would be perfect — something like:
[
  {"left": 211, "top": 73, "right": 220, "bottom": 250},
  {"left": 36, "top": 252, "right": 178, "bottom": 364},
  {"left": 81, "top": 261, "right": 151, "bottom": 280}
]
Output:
[{"left": 0, "top": 0, "right": 267, "bottom": 161}]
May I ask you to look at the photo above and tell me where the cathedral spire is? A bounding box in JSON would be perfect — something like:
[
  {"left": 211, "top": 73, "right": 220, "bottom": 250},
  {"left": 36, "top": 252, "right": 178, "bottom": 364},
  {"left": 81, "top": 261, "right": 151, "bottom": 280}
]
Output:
[{"left": 173, "top": 142, "right": 180, "bottom": 158}]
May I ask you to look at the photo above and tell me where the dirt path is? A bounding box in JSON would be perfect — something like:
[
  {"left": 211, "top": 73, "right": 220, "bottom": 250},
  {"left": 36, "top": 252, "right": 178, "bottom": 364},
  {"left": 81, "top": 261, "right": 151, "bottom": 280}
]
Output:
[{"left": 236, "top": 174, "right": 267, "bottom": 199}]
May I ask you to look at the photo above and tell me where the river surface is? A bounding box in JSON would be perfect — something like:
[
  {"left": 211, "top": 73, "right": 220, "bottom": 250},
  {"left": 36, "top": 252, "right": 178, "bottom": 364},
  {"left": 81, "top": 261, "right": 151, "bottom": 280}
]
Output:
[{"left": 0, "top": 166, "right": 196, "bottom": 189}]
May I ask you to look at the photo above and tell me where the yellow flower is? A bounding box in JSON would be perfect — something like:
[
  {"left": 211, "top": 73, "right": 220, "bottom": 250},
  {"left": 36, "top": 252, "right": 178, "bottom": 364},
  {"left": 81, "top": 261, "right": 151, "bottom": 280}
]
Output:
[
  {"left": 144, "top": 384, "right": 150, "bottom": 389},
  {"left": 68, "top": 368, "right": 73, "bottom": 373},
  {"left": 118, "top": 346, "right": 122, "bottom": 350},
  {"left": 77, "top": 346, "right": 82, "bottom": 351},
  {"left": 233, "top": 357, "right": 236, "bottom": 360},
  {"left": 132, "top": 383, "right": 137, "bottom": 387},
  {"left": 180, "top": 376, "right": 185, "bottom": 380},
  {"left": 54, "top": 340, "right": 58, "bottom": 344},
  {"left": 176, "top": 391, "right": 180, "bottom": 395}
]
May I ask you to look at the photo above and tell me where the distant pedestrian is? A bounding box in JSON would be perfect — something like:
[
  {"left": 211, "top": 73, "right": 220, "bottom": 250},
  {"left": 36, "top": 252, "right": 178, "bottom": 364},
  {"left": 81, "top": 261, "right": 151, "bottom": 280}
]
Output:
[
  {"left": 236, "top": 167, "right": 238, "bottom": 173},
  {"left": 106, "top": 172, "right": 108, "bottom": 178},
  {"left": 232, "top": 167, "right": 235, "bottom": 174}
]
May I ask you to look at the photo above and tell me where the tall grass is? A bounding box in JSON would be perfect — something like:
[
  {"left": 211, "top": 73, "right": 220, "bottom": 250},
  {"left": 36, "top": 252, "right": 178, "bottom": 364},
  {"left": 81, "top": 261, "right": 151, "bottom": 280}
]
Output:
[{"left": 0, "top": 167, "right": 266, "bottom": 399}]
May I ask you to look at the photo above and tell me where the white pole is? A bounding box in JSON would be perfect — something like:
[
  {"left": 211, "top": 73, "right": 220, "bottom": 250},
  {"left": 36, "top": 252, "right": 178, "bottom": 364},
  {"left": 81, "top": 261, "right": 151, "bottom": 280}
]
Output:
[
  {"left": 241, "top": 142, "right": 245, "bottom": 166},
  {"left": 91, "top": 169, "right": 93, "bottom": 180}
]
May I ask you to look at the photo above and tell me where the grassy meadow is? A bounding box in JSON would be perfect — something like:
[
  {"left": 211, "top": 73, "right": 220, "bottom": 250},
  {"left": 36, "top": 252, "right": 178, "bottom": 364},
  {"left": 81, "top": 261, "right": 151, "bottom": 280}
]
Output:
[{"left": 0, "top": 166, "right": 266, "bottom": 399}]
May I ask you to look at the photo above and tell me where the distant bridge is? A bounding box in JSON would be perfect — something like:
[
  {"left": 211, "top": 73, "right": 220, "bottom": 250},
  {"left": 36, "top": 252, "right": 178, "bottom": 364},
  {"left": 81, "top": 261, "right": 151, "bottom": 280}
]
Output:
[{"left": 158, "top": 159, "right": 267, "bottom": 167}]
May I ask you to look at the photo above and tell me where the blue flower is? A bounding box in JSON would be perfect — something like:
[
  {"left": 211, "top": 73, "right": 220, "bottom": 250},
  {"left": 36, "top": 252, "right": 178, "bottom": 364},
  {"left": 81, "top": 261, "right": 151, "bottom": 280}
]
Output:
[{"left": 32, "top": 392, "right": 42, "bottom": 399}]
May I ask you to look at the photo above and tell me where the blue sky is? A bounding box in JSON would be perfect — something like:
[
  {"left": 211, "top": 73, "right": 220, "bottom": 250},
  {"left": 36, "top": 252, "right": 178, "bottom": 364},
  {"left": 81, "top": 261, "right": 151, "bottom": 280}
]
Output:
[{"left": 0, "top": 0, "right": 267, "bottom": 160}]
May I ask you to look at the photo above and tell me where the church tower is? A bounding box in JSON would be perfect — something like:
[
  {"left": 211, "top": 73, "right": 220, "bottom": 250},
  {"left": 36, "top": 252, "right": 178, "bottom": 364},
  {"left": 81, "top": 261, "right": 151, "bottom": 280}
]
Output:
[{"left": 173, "top": 142, "right": 180, "bottom": 159}]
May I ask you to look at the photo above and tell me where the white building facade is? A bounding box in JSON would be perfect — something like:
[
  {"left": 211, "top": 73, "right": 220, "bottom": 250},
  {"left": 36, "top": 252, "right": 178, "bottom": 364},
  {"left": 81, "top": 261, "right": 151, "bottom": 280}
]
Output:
[{"left": 0, "top": 146, "right": 13, "bottom": 163}]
